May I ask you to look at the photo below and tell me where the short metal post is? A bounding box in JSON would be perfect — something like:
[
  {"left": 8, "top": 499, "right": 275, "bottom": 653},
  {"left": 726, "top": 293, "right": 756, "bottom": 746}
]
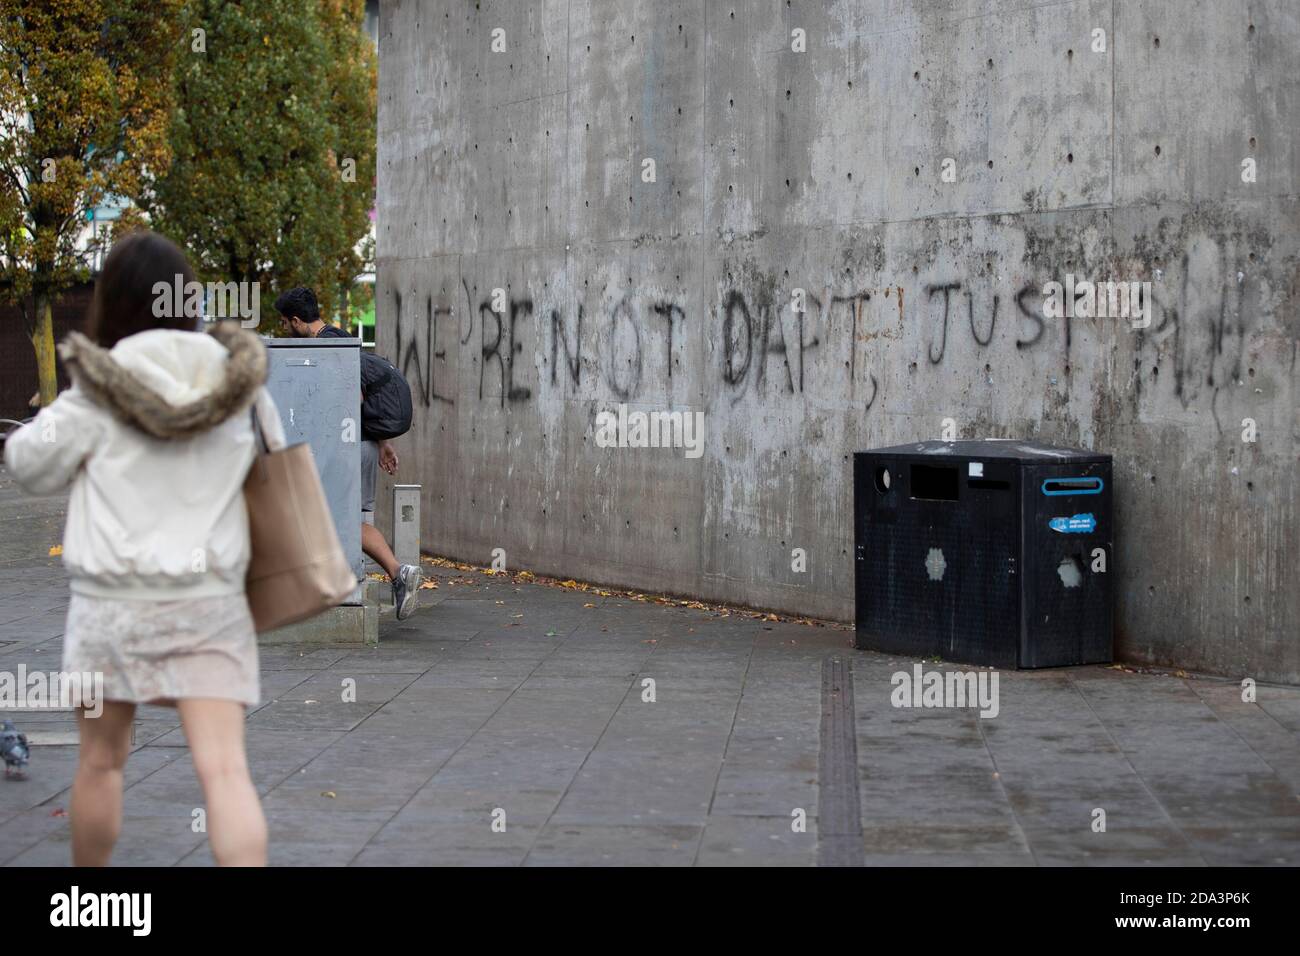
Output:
[{"left": 393, "top": 484, "right": 421, "bottom": 568}]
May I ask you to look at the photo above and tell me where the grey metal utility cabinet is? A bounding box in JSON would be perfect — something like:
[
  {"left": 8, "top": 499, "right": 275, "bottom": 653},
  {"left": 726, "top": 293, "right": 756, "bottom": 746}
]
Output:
[{"left": 261, "top": 337, "right": 362, "bottom": 596}]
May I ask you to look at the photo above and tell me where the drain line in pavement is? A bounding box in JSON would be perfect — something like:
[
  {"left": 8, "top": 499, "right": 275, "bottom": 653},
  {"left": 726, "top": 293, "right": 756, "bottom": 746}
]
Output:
[{"left": 817, "top": 655, "right": 864, "bottom": 866}]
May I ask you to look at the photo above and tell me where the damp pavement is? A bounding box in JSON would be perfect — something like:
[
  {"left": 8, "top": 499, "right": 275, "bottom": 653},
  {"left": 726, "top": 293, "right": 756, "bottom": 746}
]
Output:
[{"left": 1, "top": 467, "right": 1298, "bottom": 866}]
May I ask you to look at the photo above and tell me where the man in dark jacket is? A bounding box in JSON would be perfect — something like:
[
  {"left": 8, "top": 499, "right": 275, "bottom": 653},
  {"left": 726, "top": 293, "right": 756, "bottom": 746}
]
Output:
[{"left": 274, "top": 287, "right": 420, "bottom": 619}]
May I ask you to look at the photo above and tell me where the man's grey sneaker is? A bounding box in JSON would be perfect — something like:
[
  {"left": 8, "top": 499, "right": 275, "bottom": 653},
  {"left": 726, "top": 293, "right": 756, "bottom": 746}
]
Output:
[{"left": 393, "top": 564, "right": 421, "bottom": 620}]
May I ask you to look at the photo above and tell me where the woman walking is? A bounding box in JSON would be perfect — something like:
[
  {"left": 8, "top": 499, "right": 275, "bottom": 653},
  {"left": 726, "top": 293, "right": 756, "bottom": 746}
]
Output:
[{"left": 4, "top": 231, "right": 283, "bottom": 866}]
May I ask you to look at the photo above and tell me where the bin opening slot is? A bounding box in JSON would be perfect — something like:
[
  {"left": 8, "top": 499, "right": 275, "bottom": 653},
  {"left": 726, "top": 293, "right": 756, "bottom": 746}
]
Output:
[
  {"left": 1042, "top": 477, "right": 1104, "bottom": 496},
  {"left": 911, "top": 464, "right": 959, "bottom": 501}
]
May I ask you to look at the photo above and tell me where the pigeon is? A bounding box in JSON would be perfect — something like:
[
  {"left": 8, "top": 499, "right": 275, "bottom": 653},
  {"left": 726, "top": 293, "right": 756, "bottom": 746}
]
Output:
[{"left": 1, "top": 719, "right": 29, "bottom": 780}]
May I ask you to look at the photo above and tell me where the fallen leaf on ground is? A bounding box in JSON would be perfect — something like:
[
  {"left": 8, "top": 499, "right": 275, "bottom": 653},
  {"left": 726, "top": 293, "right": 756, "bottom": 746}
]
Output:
[
  {"left": 48, "top": 545, "right": 62, "bottom": 556},
  {"left": 546, "top": 629, "right": 556, "bottom": 637},
  {"left": 321, "top": 791, "right": 336, "bottom": 799},
  {"left": 416, "top": 557, "right": 850, "bottom": 631},
  {"left": 418, "top": 580, "right": 439, "bottom": 590}
]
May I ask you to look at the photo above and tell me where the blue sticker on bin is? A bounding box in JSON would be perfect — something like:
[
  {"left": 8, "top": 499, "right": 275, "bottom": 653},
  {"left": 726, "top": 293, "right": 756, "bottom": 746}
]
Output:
[{"left": 1049, "top": 513, "right": 1096, "bottom": 534}]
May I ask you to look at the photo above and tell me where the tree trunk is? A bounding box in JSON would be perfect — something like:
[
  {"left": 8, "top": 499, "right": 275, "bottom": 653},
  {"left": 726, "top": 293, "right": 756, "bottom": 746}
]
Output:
[{"left": 29, "top": 292, "right": 58, "bottom": 409}]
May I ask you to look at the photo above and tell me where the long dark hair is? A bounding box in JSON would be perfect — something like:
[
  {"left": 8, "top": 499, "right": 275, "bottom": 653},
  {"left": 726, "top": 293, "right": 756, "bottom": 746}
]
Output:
[{"left": 84, "top": 231, "right": 200, "bottom": 348}]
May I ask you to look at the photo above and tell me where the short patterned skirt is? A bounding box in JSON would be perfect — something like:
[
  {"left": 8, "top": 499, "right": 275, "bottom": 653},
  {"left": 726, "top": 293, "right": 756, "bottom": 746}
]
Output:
[{"left": 62, "top": 591, "right": 260, "bottom": 708}]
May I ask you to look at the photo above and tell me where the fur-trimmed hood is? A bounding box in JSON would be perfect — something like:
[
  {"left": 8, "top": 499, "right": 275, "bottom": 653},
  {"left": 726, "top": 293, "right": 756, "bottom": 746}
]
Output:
[{"left": 58, "top": 322, "right": 267, "bottom": 440}]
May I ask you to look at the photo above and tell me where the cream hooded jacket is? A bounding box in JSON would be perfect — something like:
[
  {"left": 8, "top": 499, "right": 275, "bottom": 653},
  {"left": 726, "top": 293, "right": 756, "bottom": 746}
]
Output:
[{"left": 4, "top": 324, "right": 286, "bottom": 601}]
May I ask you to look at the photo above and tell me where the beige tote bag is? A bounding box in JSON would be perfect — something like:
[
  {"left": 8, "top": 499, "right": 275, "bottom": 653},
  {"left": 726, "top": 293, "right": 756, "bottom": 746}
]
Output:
[{"left": 243, "top": 405, "right": 356, "bottom": 633}]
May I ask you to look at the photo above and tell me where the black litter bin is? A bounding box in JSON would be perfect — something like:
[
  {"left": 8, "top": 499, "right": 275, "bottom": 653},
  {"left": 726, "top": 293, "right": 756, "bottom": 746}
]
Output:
[{"left": 853, "top": 440, "right": 1113, "bottom": 668}]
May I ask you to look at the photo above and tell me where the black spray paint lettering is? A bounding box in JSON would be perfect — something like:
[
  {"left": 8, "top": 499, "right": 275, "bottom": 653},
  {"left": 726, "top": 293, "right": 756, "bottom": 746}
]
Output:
[
  {"left": 393, "top": 290, "right": 453, "bottom": 407},
  {"left": 1015, "top": 284, "right": 1046, "bottom": 349},
  {"left": 550, "top": 304, "right": 583, "bottom": 388},
  {"left": 606, "top": 296, "right": 641, "bottom": 400},
  {"left": 722, "top": 288, "right": 821, "bottom": 395},
  {"left": 387, "top": 261, "right": 1232, "bottom": 419},
  {"left": 795, "top": 295, "right": 820, "bottom": 392},
  {"left": 479, "top": 296, "right": 532, "bottom": 406},
  {"left": 651, "top": 301, "right": 685, "bottom": 380},
  {"left": 927, "top": 282, "right": 1008, "bottom": 361},
  {"left": 835, "top": 291, "right": 875, "bottom": 409},
  {"left": 759, "top": 294, "right": 795, "bottom": 393},
  {"left": 926, "top": 282, "right": 961, "bottom": 364},
  {"left": 722, "top": 290, "right": 753, "bottom": 387},
  {"left": 968, "top": 289, "right": 999, "bottom": 346}
]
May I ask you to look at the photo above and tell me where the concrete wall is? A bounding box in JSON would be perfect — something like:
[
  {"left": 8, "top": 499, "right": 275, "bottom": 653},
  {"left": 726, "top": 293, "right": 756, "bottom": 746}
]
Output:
[{"left": 375, "top": 1, "right": 1299, "bottom": 682}]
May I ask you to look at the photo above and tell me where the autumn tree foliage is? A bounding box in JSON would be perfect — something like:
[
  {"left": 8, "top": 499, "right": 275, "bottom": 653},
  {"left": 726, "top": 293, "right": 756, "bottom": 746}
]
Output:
[
  {"left": 0, "top": 0, "right": 184, "bottom": 405},
  {"left": 146, "top": 0, "right": 377, "bottom": 329}
]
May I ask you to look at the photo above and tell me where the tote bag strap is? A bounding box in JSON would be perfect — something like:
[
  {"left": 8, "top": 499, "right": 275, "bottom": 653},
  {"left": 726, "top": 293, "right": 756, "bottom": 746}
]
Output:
[
  {"left": 248, "top": 389, "right": 287, "bottom": 456},
  {"left": 249, "top": 403, "right": 270, "bottom": 456}
]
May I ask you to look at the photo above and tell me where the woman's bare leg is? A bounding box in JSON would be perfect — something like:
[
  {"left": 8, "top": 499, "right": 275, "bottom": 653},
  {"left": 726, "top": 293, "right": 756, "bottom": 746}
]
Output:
[
  {"left": 177, "top": 698, "right": 266, "bottom": 866},
  {"left": 361, "top": 521, "right": 400, "bottom": 579},
  {"left": 71, "top": 701, "right": 136, "bottom": 866}
]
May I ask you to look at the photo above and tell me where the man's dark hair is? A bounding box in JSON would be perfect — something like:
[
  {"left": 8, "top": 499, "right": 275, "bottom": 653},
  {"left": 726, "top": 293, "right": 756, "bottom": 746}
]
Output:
[
  {"left": 85, "top": 230, "right": 199, "bottom": 348},
  {"left": 274, "top": 286, "right": 319, "bottom": 322}
]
